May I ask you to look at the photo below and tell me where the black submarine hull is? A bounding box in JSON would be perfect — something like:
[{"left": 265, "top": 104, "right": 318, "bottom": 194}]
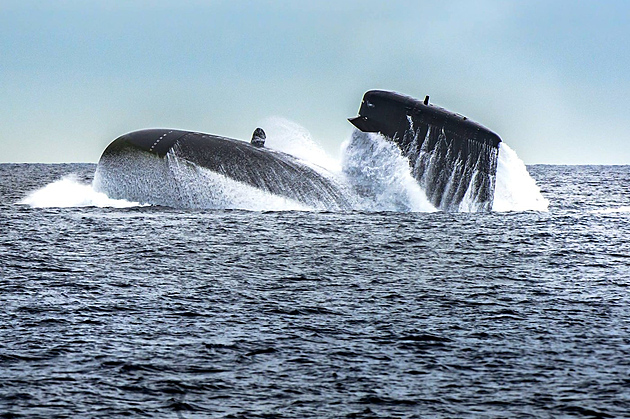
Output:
[
  {"left": 95, "top": 129, "right": 351, "bottom": 210},
  {"left": 349, "top": 90, "right": 501, "bottom": 211}
]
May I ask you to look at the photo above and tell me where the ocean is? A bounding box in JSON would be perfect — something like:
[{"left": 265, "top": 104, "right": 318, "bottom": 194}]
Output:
[{"left": 1, "top": 159, "right": 630, "bottom": 417}]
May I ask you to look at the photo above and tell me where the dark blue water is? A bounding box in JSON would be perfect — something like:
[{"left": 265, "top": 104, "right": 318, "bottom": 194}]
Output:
[{"left": 1, "top": 164, "right": 629, "bottom": 418}]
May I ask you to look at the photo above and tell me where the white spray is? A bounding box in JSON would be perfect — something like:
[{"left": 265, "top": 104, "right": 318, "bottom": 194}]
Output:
[
  {"left": 492, "top": 143, "right": 549, "bottom": 212},
  {"left": 19, "top": 174, "right": 141, "bottom": 208},
  {"left": 260, "top": 116, "right": 340, "bottom": 173},
  {"left": 341, "top": 130, "right": 436, "bottom": 212}
]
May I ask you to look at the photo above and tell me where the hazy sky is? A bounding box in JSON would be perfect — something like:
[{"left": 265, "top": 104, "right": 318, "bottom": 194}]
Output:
[{"left": 1, "top": 0, "right": 629, "bottom": 164}]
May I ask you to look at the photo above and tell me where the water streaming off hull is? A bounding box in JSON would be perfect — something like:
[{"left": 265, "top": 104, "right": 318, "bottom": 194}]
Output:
[
  {"left": 93, "top": 146, "right": 327, "bottom": 211},
  {"left": 401, "top": 124, "right": 499, "bottom": 212},
  {"left": 341, "top": 130, "right": 436, "bottom": 212},
  {"left": 93, "top": 132, "right": 353, "bottom": 211}
]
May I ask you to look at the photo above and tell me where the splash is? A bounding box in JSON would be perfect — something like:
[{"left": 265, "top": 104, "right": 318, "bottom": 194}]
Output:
[
  {"left": 340, "top": 128, "right": 547, "bottom": 213},
  {"left": 341, "top": 130, "right": 436, "bottom": 212},
  {"left": 492, "top": 143, "right": 549, "bottom": 212},
  {"left": 260, "top": 116, "right": 340, "bottom": 173},
  {"left": 260, "top": 120, "right": 437, "bottom": 212},
  {"left": 19, "top": 174, "right": 141, "bottom": 208}
]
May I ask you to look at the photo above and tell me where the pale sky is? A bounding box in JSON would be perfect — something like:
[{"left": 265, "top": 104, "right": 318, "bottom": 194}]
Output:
[{"left": 1, "top": 0, "right": 629, "bottom": 164}]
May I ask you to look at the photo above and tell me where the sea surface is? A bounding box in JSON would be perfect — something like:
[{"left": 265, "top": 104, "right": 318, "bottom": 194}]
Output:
[{"left": 1, "top": 163, "right": 630, "bottom": 418}]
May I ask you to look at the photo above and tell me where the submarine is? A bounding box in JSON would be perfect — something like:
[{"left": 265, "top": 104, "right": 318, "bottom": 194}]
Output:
[
  {"left": 349, "top": 90, "right": 501, "bottom": 211},
  {"left": 94, "top": 90, "right": 502, "bottom": 211},
  {"left": 94, "top": 128, "right": 351, "bottom": 210}
]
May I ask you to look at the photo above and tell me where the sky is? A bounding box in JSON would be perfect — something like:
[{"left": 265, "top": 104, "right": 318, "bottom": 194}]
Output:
[{"left": 1, "top": 0, "right": 629, "bottom": 164}]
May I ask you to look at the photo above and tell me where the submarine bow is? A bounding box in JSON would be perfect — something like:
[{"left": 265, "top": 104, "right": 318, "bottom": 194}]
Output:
[
  {"left": 349, "top": 90, "right": 501, "bottom": 211},
  {"left": 94, "top": 129, "right": 351, "bottom": 210}
]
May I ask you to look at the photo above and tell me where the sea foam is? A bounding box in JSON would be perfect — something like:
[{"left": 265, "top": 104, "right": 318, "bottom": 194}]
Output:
[{"left": 19, "top": 174, "right": 141, "bottom": 208}]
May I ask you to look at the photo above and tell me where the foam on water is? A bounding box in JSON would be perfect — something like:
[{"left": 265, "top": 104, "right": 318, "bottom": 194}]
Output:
[
  {"left": 19, "top": 174, "right": 141, "bottom": 208},
  {"left": 493, "top": 143, "right": 549, "bottom": 212}
]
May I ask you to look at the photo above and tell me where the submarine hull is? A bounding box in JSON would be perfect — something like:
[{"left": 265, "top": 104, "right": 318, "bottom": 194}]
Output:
[
  {"left": 95, "top": 129, "right": 351, "bottom": 210},
  {"left": 349, "top": 90, "right": 501, "bottom": 211}
]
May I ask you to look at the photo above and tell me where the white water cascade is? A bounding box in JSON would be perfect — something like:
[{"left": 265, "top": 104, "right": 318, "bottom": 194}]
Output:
[
  {"left": 341, "top": 130, "right": 436, "bottom": 212},
  {"left": 92, "top": 147, "right": 314, "bottom": 211}
]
